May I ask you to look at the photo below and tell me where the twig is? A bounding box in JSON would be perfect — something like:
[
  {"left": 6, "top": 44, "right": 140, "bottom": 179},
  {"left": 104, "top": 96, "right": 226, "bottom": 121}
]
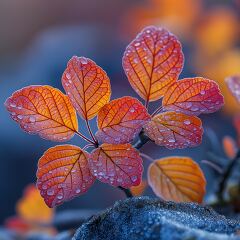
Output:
[
  {"left": 216, "top": 150, "right": 240, "bottom": 202},
  {"left": 201, "top": 160, "right": 223, "bottom": 174},
  {"left": 85, "top": 120, "right": 98, "bottom": 147},
  {"left": 140, "top": 152, "right": 154, "bottom": 162},
  {"left": 118, "top": 186, "right": 133, "bottom": 198},
  {"left": 151, "top": 106, "right": 163, "bottom": 117},
  {"left": 133, "top": 131, "right": 150, "bottom": 149},
  {"left": 75, "top": 131, "right": 96, "bottom": 145}
]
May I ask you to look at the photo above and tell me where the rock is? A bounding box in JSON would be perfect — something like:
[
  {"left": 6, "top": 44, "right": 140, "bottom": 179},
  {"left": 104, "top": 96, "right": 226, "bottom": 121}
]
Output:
[{"left": 73, "top": 196, "right": 240, "bottom": 240}]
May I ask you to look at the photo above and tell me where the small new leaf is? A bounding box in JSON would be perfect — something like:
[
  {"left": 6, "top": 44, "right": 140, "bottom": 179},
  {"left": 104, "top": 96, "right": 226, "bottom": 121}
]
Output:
[
  {"left": 96, "top": 96, "right": 150, "bottom": 144},
  {"left": 148, "top": 157, "right": 206, "bottom": 203},
  {"left": 5, "top": 86, "right": 78, "bottom": 142},
  {"left": 37, "top": 145, "right": 95, "bottom": 208},
  {"left": 88, "top": 143, "right": 143, "bottom": 188}
]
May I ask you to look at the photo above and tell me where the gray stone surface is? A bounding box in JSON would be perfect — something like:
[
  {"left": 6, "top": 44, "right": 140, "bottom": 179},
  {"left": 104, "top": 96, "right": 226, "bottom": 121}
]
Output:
[{"left": 73, "top": 196, "right": 240, "bottom": 240}]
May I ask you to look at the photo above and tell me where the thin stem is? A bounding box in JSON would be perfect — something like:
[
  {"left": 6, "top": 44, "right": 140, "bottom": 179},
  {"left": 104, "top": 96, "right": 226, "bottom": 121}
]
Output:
[
  {"left": 201, "top": 160, "right": 223, "bottom": 174},
  {"left": 85, "top": 120, "right": 98, "bottom": 147},
  {"left": 75, "top": 131, "right": 96, "bottom": 145},
  {"left": 118, "top": 186, "right": 133, "bottom": 198},
  {"left": 83, "top": 144, "right": 95, "bottom": 150},
  {"left": 140, "top": 152, "right": 154, "bottom": 162},
  {"left": 151, "top": 106, "right": 163, "bottom": 117},
  {"left": 217, "top": 150, "right": 240, "bottom": 202},
  {"left": 145, "top": 100, "right": 149, "bottom": 110}
]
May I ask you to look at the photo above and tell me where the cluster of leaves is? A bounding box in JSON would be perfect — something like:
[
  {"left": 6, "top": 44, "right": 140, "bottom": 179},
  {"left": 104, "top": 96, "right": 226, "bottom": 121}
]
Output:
[{"left": 5, "top": 26, "right": 224, "bottom": 208}]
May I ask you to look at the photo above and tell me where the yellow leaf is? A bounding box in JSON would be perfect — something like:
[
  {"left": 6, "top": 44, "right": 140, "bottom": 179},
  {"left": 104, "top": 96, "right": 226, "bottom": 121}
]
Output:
[{"left": 148, "top": 157, "right": 206, "bottom": 203}]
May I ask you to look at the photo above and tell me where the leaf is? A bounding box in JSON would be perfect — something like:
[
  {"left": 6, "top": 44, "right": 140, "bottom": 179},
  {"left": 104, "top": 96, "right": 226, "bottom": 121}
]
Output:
[
  {"left": 37, "top": 145, "right": 95, "bottom": 208},
  {"left": 122, "top": 26, "right": 184, "bottom": 102},
  {"left": 222, "top": 136, "right": 237, "bottom": 159},
  {"left": 226, "top": 75, "right": 240, "bottom": 103},
  {"left": 62, "top": 56, "right": 111, "bottom": 120},
  {"left": 148, "top": 157, "right": 206, "bottom": 203},
  {"left": 162, "top": 77, "right": 224, "bottom": 115},
  {"left": 144, "top": 112, "right": 203, "bottom": 149},
  {"left": 130, "top": 180, "right": 147, "bottom": 196},
  {"left": 88, "top": 143, "right": 143, "bottom": 188},
  {"left": 96, "top": 96, "right": 150, "bottom": 144},
  {"left": 5, "top": 86, "right": 78, "bottom": 142},
  {"left": 16, "top": 184, "right": 54, "bottom": 224}
]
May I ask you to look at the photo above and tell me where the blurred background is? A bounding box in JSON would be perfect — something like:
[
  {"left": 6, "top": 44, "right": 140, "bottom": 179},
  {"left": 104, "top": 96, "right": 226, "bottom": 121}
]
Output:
[{"left": 0, "top": 0, "right": 240, "bottom": 226}]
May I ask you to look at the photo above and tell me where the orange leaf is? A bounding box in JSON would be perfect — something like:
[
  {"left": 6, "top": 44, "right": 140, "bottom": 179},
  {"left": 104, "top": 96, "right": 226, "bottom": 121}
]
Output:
[
  {"left": 222, "top": 136, "right": 237, "bottom": 159},
  {"left": 5, "top": 217, "right": 32, "bottom": 234},
  {"left": 144, "top": 112, "right": 203, "bottom": 149},
  {"left": 122, "top": 26, "right": 183, "bottom": 102},
  {"left": 16, "top": 184, "right": 54, "bottom": 224},
  {"left": 62, "top": 56, "right": 111, "bottom": 120},
  {"left": 162, "top": 77, "right": 224, "bottom": 115},
  {"left": 5, "top": 86, "right": 78, "bottom": 142},
  {"left": 130, "top": 180, "right": 147, "bottom": 196},
  {"left": 88, "top": 143, "right": 143, "bottom": 188},
  {"left": 37, "top": 145, "right": 95, "bottom": 208},
  {"left": 148, "top": 157, "right": 206, "bottom": 203},
  {"left": 226, "top": 75, "right": 240, "bottom": 103},
  {"left": 96, "top": 96, "right": 150, "bottom": 144}
]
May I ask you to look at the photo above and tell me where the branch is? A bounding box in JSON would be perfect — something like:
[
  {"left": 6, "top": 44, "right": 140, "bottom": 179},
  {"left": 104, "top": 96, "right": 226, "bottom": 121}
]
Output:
[
  {"left": 216, "top": 150, "right": 240, "bottom": 202},
  {"left": 118, "top": 186, "right": 133, "bottom": 198}
]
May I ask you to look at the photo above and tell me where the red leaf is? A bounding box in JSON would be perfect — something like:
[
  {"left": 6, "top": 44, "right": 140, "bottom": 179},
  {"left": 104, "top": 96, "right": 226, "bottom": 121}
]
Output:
[
  {"left": 62, "top": 56, "right": 111, "bottom": 120},
  {"left": 144, "top": 111, "right": 203, "bottom": 149},
  {"left": 162, "top": 77, "right": 224, "bottom": 115},
  {"left": 5, "top": 86, "right": 78, "bottom": 142},
  {"left": 88, "top": 144, "right": 143, "bottom": 188},
  {"left": 96, "top": 96, "right": 150, "bottom": 144},
  {"left": 37, "top": 145, "right": 95, "bottom": 208},
  {"left": 123, "top": 26, "right": 184, "bottom": 102},
  {"left": 226, "top": 75, "right": 240, "bottom": 103}
]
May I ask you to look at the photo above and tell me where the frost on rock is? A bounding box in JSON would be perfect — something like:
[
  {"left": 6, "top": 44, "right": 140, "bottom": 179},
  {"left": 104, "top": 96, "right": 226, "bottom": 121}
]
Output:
[{"left": 73, "top": 196, "right": 240, "bottom": 240}]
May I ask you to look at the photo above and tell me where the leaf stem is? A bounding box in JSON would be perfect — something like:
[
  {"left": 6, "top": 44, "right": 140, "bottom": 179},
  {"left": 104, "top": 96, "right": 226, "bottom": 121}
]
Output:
[
  {"left": 151, "top": 106, "right": 163, "bottom": 117},
  {"left": 118, "top": 186, "right": 133, "bottom": 198},
  {"left": 82, "top": 144, "right": 95, "bottom": 150},
  {"left": 145, "top": 100, "right": 149, "bottom": 110},
  {"left": 85, "top": 120, "right": 98, "bottom": 147},
  {"left": 75, "top": 131, "right": 96, "bottom": 145},
  {"left": 140, "top": 153, "right": 154, "bottom": 162}
]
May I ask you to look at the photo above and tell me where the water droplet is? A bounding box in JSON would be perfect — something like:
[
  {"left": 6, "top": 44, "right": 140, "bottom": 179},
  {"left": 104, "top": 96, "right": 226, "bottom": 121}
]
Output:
[
  {"left": 185, "top": 102, "right": 192, "bottom": 109},
  {"left": 80, "top": 58, "right": 88, "bottom": 64},
  {"left": 184, "top": 119, "right": 191, "bottom": 125},
  {"left": 131, "top": 176, "right": 138, "bottom": 182},
  {"left": 134, "top": 42, "right": 140, "bottom": 47},
  {"left": 130, "top": 108, "right": 135, "bottom": 113},
  {"left": 57, "top": 195, "right": 63, "bottom": 200},
  {"left": 66, "top": 73, "right": 71, "bottom": 79},
  {"left": 42, "top": 184, "right": 47, "bottom": 190},
  {"left": 168, "top": 138, "right": 175, "bottom": 143},
  {"left": 29, "top": 116, "right": 36, "bottom": 123},
  {"left": 17, "top": 115, "right": 23, "bottom": 120},
  {"left": 10, "top": 103, "right": 16, "bottom": 108},
  {"left": 200, "top": 90, "right": 205, "bottom": 95},
  {"left": 47, "top": 189, "right": 54, "bottom": 196},
  {"left": 76, "top": 189, "right": 81, "bottom": 194},
  {"left": 71, "top": 169, "right": 76, "bottom": 173}
]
